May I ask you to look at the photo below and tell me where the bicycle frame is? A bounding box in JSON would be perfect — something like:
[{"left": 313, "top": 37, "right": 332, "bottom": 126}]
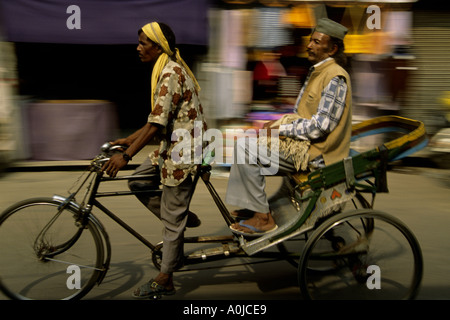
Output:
[
  {"left": 59, "top": 162, "right": 239, "bottom": 258},
  {"left": 87, "top": 172, "right": 163, "bottom": 252}
]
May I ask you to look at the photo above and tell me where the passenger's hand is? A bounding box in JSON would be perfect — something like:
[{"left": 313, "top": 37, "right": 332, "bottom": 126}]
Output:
[
  {"left": 260, "top": 121, "right": 279, "bottom": 138},
  {"left": 263, "top": 120, "right": 275, "bottom": 129},
  {"left": 102, "top": 153, "right": 128, "bottom": 178}
]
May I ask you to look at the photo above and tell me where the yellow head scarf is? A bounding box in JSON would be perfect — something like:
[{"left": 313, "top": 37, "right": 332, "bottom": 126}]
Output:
[{"left": 141, "top": 22, "right": 201, "bottom": 110}]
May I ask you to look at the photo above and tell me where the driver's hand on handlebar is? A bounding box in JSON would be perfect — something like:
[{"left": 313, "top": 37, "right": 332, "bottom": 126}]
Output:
[
  {"left": 102, "top": 153, "right": 128, "bottom": 178},
  {"left": 109, "top": 138, "right": 130, "bottom": 152}
]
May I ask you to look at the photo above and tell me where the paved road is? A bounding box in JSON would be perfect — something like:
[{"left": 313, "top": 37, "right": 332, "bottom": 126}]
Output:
[{"left": 0, "top": 164, "right": 449, "bottom": 302}]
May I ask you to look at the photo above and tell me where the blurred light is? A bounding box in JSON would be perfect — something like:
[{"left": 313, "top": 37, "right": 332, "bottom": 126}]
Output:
[
  {"left": 286, "top": 0, "right": 417, "bottom": 3},
  {"left": 282, "top": 5, "right": 316, "bottom": 28}
]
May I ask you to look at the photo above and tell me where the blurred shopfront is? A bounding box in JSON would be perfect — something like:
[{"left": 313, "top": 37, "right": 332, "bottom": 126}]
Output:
[
  {"left": 2, "top": 0, "right": 450, "bottom": 164},
  {"left": 200, "top": 0, "right": 420, "bottom": 137},
  {"left": 0, "top": 0, "right": 209, "bottom": 162},
  {"left": 403, "top": 1, "right": 450, "bottom": 135},
  {"left": 0, "top": 40, "right": 17, "bottom": 169},
  {"left": 204, "top": 0, "right": 450, "bottom": 138}
]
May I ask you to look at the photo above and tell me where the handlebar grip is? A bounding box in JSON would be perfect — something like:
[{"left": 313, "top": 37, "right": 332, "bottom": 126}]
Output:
[
  {"left": 100, "top": 142, "right": 129, "bottom": 153},
  {"left": 100, "top": 142, "right": 112, "bottom": 152}
]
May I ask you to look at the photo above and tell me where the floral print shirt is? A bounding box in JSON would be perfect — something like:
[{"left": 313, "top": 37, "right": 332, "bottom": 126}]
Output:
[{"left": 148, "top": 59, "right": 207, "bottom": 186}]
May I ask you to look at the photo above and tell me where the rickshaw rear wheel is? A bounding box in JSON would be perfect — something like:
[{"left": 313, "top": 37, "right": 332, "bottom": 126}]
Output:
[{"left": 298, "top": 209, "right": 423, "bottom": 300}]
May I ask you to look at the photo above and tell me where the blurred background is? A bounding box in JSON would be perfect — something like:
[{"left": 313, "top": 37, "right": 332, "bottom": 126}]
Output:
[{"left": 1, "top": 0, "right": 450, "bottom": 169}]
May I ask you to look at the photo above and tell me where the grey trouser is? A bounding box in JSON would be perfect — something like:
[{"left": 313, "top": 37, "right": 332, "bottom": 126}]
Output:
[
  {"left": 225, "top": 139, "right": 297, "bottom": 213},
  {"left": 129, "top": 157, "right": 193, "bottom": 274}
]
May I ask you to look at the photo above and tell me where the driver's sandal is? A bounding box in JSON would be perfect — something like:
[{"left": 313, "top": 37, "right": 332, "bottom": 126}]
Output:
[{"left": 132, "top": 279, "right": 176, "bottom": 299}]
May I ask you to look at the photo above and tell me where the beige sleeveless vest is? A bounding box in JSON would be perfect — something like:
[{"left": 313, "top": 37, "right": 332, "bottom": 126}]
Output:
[{"left": 297, "top": 59, "right": 352, "bottom": 165}]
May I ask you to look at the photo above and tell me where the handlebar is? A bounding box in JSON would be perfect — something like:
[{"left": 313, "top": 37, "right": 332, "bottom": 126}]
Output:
[
  {"left": 100, "top": 142, "right": 128, "bottom": 154},
  {"left": 90, "top": 142, "right": 129, "bottom": 170}
]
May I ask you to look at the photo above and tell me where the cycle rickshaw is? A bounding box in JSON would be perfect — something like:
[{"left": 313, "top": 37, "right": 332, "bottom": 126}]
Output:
[{"left": 0, "top": 115, "right": 427, "bottom": 300}]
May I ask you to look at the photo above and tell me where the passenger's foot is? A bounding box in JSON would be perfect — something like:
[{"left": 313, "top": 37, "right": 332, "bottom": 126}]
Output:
[
  {"left": 230, "top": 212, "right": 277, "bottom": 237},
  {"left": 230, "top": 209, "right": 255, "bottom": 220}
]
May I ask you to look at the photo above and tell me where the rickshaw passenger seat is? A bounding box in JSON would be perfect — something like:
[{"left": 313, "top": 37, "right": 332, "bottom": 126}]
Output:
[{"left": 290, "top": 148, "right": 358, "bottom": 187}]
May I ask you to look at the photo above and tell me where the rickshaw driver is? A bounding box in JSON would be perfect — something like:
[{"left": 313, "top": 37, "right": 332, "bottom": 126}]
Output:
[
  {"left": 102, "top": 22, "right": 207, "bottom": 298},
  {"left": 226, "top": 18, "right": 353, "bottom": 236}
]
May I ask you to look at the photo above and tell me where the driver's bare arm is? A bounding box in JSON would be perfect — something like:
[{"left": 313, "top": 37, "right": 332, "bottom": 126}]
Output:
[{"left": 102, "top": 123, "right": 160, "bottom": 177}]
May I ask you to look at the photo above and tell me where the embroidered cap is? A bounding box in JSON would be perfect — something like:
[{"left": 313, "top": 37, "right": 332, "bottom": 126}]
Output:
[{"left": 314, "top": 18, "right": 348, "bottom": 40}]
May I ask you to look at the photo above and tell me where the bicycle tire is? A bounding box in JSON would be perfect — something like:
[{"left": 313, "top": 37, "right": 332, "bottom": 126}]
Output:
[
  {"left": 298, "top": 209, "right": 423, "bottom": 300},
  {"left": 0, "top": 198, "right": 105, "bottom": 300}
]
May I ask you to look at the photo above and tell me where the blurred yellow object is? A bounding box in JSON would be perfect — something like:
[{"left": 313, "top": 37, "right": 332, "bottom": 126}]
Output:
[
  {"left": 345, "top": 33, "right": 389, "bottom": 55},
  {"left": 299, "top": 32, "right": 390, "bottom": 56},
  {"left": 282, "top": 5, "right": 315, "bottom": 28},
  {"left": 439, "top": 91, "right": 450, "bottom": 107}
]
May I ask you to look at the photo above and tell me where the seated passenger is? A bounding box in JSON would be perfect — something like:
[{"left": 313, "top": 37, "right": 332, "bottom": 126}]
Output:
[{"left": 225, "top": 18, "right": 352, "bottom": 236}]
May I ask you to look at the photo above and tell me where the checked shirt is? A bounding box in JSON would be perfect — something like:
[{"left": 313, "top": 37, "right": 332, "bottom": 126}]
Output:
[{"left": 279, "top": 58, "right": 348, "bottom": 142}]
